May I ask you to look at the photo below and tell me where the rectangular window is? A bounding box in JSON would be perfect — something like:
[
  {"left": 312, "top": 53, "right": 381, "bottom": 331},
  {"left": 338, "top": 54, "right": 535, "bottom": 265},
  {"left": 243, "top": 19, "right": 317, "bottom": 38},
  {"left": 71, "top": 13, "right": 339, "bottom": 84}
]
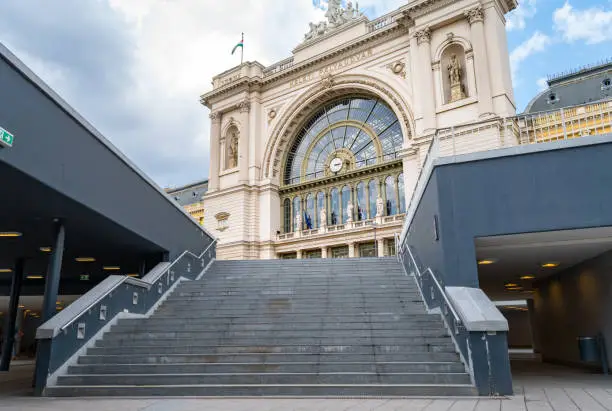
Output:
[
  {"left": 359, "top": 242, "right": 376, "bottom": 258},
  {"left": 331, "top": 246, "right": 349, "bottom": 259}
]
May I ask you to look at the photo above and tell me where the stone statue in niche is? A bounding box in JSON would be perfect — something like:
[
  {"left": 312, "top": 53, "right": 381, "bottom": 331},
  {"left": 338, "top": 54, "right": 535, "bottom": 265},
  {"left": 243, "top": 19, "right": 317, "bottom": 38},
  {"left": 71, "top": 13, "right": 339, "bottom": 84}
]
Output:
[
  {"left": 295, "top": 212, "right": 303, "bottom": 232},
  {"left": 376, "top": 196, "right": 384, "bottom": 217},
  {"left": 447, "top": 54, "right": 467, "bottom": 103},
  {"left": 346, "top": 201, "right": 354, "bottom": 223},
  {"left": 320, "top": 208, "right": 327, "bottom": 227},
  {"left": 227, "top": 132, "right": 238, "bottom": 169}
]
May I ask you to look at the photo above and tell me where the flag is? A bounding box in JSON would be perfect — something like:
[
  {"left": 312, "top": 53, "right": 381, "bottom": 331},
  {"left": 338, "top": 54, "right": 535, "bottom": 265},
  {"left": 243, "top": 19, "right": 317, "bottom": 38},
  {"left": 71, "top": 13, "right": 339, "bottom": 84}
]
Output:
[{"left": 232, "top": 40, "right": 244, "bottom": 55}]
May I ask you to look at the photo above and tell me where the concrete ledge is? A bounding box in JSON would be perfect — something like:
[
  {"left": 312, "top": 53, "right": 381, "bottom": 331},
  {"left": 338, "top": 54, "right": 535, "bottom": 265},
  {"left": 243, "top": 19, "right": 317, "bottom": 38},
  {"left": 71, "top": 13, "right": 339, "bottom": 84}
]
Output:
[{"left": 446, "top": 287, "right": 508, "bottom": 332}]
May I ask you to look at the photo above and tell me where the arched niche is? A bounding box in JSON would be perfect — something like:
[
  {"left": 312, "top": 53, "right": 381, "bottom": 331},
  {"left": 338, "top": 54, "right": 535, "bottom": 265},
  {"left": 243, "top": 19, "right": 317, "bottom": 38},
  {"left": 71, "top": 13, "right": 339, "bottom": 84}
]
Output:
[
  {"left": 224, "top": 125, "right": 239, "bottom": 170},
  {"left": 441, "top": 43, "right": 469, "bottom": 104}
]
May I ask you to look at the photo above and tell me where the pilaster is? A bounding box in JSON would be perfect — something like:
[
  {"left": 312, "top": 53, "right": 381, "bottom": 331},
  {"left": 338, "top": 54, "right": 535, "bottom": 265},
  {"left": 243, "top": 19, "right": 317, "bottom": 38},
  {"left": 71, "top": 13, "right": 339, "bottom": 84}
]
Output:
[
  {"left": 208, "top": 112, "right": 221, "bottom": 191},
  {"left": 465, "top": 6, "right": 494, "bottom": 117},
  {"left": 238, "top": 98, "right": 251, "bottom": 183},
  {"left": 413, "top": 27, "right": 436, "bottom": 133}
]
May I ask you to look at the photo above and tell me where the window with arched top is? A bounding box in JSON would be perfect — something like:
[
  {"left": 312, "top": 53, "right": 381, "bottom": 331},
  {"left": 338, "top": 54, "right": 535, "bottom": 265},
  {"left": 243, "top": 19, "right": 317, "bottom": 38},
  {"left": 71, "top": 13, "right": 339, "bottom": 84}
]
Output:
[
  {"left": 283, "top": 199, "right": 291, "bottom": 233},
  {"left": 316, "top": 192, "right": 325, "bottom": 228},
  {"left": 385, "top": 176, "right": 397, "bottom": 215},
  {"left": 293, "top": 196, "right": 302, "bottom": 232},
  {"left": 305, "top": 194, "right": 315, "bottom": 230},
  {"left": 283, "top": 98, "right": 404, "bottom": 185},
  {"left": 356, "top": 182, "right": 366, "bottom": 221},
  {"left": 330, "top": 188, "right": 340, "bottom": 226},
  {"left": 368, "top": 179, "right": 378, "bottom": 219},
  {"left": 398, "top": 173, "right": 406, "bottom": 213},
  {"left": 341, "top": 185, "right": 351, "bottom": 223}
]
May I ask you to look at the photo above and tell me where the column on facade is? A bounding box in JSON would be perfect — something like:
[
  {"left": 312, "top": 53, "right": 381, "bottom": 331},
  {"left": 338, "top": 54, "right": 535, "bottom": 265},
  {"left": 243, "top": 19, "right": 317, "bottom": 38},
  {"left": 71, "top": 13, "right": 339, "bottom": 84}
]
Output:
[
  {"left": 321, "top": 247, "right": 328, "bottom": 259},
  {"left": 348, "top": 243, "right": 356, "bottom": 258},
  {"left": 208, "top": 112, "right": 221, "bottom": 191},
  {"left": 379, "top": 179, "right": 386, "bottom": 217},
  {"left": 465, "top": 6, "right": 494, "bottom": 117},
  {"left": 238, "top": 98, "right": 251, "bottom": 183},
  {"left": 296, "top": 250, "right": 303, "bottom": 259},
  {"left": 413, "top": 28, "right": 436, "bottom": 132},
  {"left": 394, "top": 174, "right": 401, "bottom": 214},
  {"left": 377, "top": 239, "right": 386, "bottom": 258}
]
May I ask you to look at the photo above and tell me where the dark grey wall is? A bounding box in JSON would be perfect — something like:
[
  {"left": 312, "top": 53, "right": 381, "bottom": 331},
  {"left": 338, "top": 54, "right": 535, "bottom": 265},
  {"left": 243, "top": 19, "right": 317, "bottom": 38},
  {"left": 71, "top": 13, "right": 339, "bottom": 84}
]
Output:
[
  {"left": 0, "top": 48, "right": 212, "bottom": 259},
  {"left": 532, "top": 250, "right": 612, "bottom": 368},
  {"left": 502, "top": 309, "right": 533, "bottom": 348},
  {"left": 408, "top": 138, "right": 612, "bottom": 288}
]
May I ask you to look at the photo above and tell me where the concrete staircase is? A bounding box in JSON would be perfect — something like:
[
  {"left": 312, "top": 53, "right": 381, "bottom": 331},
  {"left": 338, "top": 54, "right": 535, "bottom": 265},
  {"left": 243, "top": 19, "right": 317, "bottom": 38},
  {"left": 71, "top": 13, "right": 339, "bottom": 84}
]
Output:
[{"left": 47, "top": 258, "right": 476, "bottom": 396}]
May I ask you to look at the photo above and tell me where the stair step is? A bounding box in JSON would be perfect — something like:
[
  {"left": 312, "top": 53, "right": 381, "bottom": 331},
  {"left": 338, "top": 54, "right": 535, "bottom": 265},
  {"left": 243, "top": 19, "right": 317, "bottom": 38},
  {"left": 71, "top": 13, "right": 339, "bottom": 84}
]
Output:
[
  {"left": 68, "top": 362, "right": 466, "bottom": 375},
  {"left": 57, "top": 372, "right": 472, "bottom": 385},
  {"left": 78, "top": 352, "right": 461, "bottom": 365},
  {"left": 87, "top": 344, "right": 458, "bottom": 355}
]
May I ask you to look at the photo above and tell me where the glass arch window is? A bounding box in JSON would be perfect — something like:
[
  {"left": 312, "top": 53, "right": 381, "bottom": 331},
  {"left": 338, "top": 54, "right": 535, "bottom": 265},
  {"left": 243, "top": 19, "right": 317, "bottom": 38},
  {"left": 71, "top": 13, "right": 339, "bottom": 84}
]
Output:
[{"left": 284, "top": 97, "right": 404, "bottom": 185}]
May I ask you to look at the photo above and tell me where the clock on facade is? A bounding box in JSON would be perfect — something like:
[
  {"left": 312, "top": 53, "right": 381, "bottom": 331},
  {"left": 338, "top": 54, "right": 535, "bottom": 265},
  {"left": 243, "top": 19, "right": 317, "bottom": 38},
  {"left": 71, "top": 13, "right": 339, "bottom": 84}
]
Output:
[{"left": 330, "top": 157, "right": 343, "bottom": 173}]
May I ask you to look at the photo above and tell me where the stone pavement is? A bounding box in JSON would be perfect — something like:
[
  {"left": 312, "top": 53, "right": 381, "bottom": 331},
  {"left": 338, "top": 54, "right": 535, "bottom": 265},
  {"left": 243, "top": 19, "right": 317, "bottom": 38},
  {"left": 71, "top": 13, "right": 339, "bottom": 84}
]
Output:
[{"left": 1, "top": 360, "right": 611, "bottom": 410}]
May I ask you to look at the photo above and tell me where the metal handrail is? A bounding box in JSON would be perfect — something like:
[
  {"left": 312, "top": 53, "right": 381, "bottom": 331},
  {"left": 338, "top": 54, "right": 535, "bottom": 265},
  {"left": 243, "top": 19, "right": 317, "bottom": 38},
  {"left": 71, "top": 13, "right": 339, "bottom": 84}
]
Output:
[
  {"left": 56, "top": 239, "right": 217, "bottom": 333},
  {"left": 404, "top": 243, "right": 461, "bottom": 325}
]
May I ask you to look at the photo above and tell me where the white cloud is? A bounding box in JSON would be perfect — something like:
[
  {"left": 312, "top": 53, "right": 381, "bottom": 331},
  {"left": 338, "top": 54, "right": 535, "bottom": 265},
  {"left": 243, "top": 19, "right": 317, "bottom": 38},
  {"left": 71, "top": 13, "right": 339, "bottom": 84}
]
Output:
[
  {"left": 553, "top": 1, "right": 612, "bottom": 44},
  {"left": 506, "top": 0, "right": 537, "bottom": 31},
  {"left": 536, "top": 77, "right": 549, "bottom": 91},
  {"left": 0, "top": 0, "right": 326, "bottom": 188},
  {"left": 510, "top": 31, "right": 551, "bottom": 80}
]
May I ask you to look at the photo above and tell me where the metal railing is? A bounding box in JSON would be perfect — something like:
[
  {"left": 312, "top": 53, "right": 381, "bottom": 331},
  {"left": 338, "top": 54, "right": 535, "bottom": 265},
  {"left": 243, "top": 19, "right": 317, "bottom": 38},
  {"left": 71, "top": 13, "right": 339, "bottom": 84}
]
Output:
[
  {"left": 398, "top": 240, "right": 469, "bottom": 366},
  {"left": 36, "top": 239, "right": 217, "bottom": 381}
]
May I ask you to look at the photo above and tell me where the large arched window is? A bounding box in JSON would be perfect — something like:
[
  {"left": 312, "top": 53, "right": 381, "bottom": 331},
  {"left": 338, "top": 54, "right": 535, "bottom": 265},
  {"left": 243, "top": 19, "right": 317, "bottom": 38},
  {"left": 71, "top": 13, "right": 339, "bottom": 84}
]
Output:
[{"left": 284, "top": 97, "right": 404, "bottom": 185}]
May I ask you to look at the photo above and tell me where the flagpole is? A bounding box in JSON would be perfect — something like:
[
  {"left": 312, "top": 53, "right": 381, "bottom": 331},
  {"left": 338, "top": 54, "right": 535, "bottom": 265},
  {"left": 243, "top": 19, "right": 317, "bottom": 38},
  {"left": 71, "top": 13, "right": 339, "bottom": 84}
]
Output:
[{"left": 241, "top": 32, "right": 244, "bottom": 65}]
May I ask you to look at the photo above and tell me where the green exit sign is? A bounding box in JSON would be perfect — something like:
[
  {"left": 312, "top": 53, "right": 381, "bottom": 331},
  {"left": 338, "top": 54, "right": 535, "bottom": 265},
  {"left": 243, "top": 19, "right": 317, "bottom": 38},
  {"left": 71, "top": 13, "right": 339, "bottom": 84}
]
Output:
[{"left": 0, "top": 127, "right": 14, "bottom": 148}]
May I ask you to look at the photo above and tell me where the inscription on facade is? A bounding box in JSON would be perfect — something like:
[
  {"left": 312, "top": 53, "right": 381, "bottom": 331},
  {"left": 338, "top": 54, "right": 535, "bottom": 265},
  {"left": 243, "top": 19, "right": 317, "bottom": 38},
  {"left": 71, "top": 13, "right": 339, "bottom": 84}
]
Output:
[
  {"left": 216, "top": 73, "right": 241, "bottom": 89},
  {"left": 289, "top": 49, "right": 374, "bottom": 88}
]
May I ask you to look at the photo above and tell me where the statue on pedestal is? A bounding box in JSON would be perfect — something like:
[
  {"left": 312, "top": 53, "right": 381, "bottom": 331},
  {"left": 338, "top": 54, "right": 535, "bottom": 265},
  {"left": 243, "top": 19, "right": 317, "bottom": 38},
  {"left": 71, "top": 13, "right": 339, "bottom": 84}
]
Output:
[
  {"left": 447, "top": 54, "right": 466, "bottom": 102},
  {"left": 376, "top": 196, "right": 384, "bottom": 217},
  {"left": 228, "top": 134, "right": 238, "bottom": 169},
  {"left": 295, "top": 213, "right": 302, "bottom": 232},
  {"left": 346, "top": 201, "right": 354, "bottom": 223},
  {"left": 320, "top": 208, "right": 327, "bottom": 227}
]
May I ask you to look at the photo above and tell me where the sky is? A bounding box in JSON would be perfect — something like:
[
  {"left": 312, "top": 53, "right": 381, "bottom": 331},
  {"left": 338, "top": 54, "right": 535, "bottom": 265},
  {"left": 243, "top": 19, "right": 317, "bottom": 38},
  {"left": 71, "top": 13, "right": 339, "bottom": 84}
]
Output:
[{"left": 0, "top": 1, "right": 610, "bottom": 188}]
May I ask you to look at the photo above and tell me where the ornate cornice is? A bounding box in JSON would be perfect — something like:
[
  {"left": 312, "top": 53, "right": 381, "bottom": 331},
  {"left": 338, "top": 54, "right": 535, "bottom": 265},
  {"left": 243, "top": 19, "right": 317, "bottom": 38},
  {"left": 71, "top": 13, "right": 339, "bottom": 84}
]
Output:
[
  {"left": 464, "top": 6, "right": 485, "bottom": 25},
  {"left": 413, "top": 27, "right": 431, "bottom": 45}
]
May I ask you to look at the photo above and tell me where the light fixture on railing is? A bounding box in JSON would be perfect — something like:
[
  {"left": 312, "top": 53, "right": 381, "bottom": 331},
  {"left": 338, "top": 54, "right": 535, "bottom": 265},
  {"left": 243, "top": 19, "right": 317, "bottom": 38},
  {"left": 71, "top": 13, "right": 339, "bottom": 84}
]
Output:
[
  {"left": 0, "top": 268, "right": 12, "bottom": 273},
  {"left": 126, "top": 274, "right": 139, "bottom": 278},
  {"left": 520, "top": 275, "right": 536, "bottom": 280},
  {"left": 75, "top": 257, "right": 96, "bottom": 263},
  {"left": 541, "top": 262, "right": 560, "bottom": 268},
  {"left": 27, "top": 275, "right": 44, "bottom": 280},
  {"left": 40, "top": 247, "right": 52, "bottom": 253},
  {"left": 103, "top": 266, "right": 121, "bottom": 271}
]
